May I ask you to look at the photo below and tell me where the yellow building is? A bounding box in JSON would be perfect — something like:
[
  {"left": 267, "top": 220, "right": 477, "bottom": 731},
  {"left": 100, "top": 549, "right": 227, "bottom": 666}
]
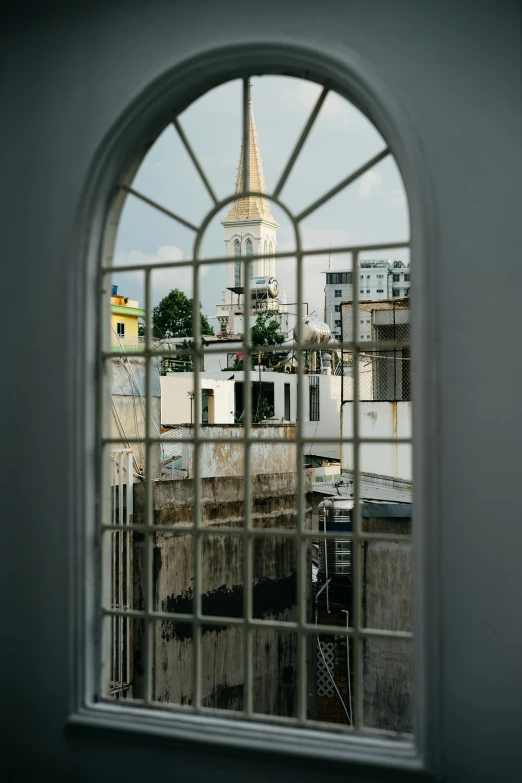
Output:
[{"left": 111, "top": 285, "right": 146, "bottom": 351}]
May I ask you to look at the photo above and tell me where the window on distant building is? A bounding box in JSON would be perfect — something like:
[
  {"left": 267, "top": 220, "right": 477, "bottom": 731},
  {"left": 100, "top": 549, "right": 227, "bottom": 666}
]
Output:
[
  {"left": 334, "top": 289, "right": 342, "bottom": 297},
  {"left": 335, "top": 319, "right": 341, "bottom": 327},
  {"left": 376, "top": 289, "right": 384, "bottom": 292},
  {"left": 404, "top": 273, "right": 410, "bottom": 281},
  {"left": 309, "top": 376, "right": 320, "bottom": 421},
  {"left": 393, "top": 273, "right": 400, "bottom": 282},
  {"left": 377, "top": 274, "right": 383, "bottom": 278},
  {"left": 360, "top": 289, "right": 364, "bottom": 293},
  {"left": 393, "top": 288, "right": 400, "bottom": 297},
  {"left": 327, "top": 273, "right": 351, "bottom": 284},
  {"left": 234, "top": 239, "right": 241, "bottom": 286},
  {"left": 245, "top": 238, "right": 253, "bottom": 277},
  {"left": 116, "top": 322, "right": 125, "bottom": 336},
  {"left": 334, "top": 304, "right": 340, "bottom": 312}
]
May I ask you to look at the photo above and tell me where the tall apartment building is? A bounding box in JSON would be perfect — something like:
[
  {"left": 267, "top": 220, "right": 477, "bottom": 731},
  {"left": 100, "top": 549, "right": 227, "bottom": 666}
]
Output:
[
  {"left": 324, "top": 259, "right": 410, "bottom": 340},
  {"left": 390, "top": 259, "right": 411, "bottom": 298},
  {"left": 324, "top": 269, "right": 353, "bottom": 339}
]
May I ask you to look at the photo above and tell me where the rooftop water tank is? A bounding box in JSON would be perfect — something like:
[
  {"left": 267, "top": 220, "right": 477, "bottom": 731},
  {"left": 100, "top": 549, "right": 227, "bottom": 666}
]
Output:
[
  {"left": 294, "top": 319, "right": 332, "bottom": 344},
  {"left": 250, "top": 276, "right": 279, "bottom": 299},
  {"left": 112, "top": 285, "right": 118, "bottom": 296}
]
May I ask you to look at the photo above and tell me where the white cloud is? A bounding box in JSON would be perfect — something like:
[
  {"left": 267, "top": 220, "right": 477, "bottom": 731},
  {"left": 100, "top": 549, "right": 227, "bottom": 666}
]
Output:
[
  {"left": 277, "top": 80, "right": 358, "bottom": 131},
  {"left": 296, "top": 83, "right": 357, "bottom": 128},
  {"left": 113, "top": 245, "right": 210, "bottom": 304},
  {"left": 390, "top": 187, "right": 407, "bottom": 208},
  {"left": 359, "top": 169, "right": 382, "bottom": 198},
  {"left": 114, "top": 245, "right": 184, "bottom": 267}
]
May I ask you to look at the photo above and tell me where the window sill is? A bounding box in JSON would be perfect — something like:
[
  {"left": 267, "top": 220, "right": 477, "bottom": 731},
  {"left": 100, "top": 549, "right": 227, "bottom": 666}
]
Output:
[{"left": 68, "top": 702, "right": 424, "bottom": 772}]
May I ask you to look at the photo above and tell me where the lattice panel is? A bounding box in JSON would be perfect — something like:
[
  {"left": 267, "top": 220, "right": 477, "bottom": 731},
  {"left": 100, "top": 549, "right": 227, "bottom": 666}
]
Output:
[{"left": 316, "top": 640, "right": 336, "bottom": 698}]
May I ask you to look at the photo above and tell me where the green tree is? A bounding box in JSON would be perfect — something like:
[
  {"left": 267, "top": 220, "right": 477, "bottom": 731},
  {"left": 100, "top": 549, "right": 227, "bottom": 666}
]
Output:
[
  {"left": 251, "top": 311, "right": 285, "bottom": 349},
  {"left": 251, "top": 311, "right": 286, "bottom": 369},
  {"left": 151, "top": 288, "right": 214, "bottom": 339}
]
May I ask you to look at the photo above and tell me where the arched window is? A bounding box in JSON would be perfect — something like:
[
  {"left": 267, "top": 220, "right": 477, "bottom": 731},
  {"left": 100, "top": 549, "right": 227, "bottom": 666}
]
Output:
[
  {"left": 234, "top": 239, "right": 241, "bottom": 286},
  {"left": 245, "top": 238, "right": 253, "bottom": 278},
  {"left": 99, "top": 72, "right": 413, "bottom": 756}
]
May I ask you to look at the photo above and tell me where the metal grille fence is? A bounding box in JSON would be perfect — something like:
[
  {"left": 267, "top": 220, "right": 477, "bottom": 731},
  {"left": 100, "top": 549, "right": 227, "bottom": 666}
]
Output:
[
  {"left": 341, "top": 299, "right": 411, "bottom": 401},
  {"left": 99, "top": 76, "right": 413, "bottom": 738}
]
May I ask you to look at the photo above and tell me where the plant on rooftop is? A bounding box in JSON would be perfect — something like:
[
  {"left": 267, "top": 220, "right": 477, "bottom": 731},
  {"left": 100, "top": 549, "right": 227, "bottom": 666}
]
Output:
[{"left": 251, "top": 311, "right": 286, "bottom": 369}]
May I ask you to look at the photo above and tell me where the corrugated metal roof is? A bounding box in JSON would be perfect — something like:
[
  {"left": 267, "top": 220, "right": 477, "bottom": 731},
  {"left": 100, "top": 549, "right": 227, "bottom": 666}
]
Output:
[{"left": 313, "top": 474, "right": 412, "bottom": 504}]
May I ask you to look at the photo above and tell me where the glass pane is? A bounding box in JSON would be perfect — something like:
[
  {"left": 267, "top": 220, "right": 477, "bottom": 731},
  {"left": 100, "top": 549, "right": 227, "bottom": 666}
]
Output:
[{"left": 100, "top": 73, "right": 413, "bottom": 739}]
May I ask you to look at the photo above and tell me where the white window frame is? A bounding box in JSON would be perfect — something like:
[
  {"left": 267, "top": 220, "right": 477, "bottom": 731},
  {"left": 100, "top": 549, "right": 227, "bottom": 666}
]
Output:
[{"left": 69, "top": 43, "right": 440, "bottom": 777}]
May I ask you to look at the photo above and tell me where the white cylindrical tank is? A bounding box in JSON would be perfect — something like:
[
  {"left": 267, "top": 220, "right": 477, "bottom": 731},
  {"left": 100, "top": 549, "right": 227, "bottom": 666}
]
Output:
[
  {"left": 249, "top": 276, "right": 279, "bottom": 299},
  {"left": 294, "top": 319, "right": 332, "bottom": 344}
]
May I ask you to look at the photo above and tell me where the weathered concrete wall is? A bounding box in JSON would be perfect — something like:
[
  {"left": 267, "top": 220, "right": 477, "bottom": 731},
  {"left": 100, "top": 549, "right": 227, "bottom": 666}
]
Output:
[
  {"left": 181, "top": 424, "right": 297, "bottom": 478},
  {"left": 341, "top": 401, "right": 412, "bottom": 480},
  {"left": 133, "top": 471, "right": 312, "bottom": 716},
  {"left": 314, "top": 515, "right": 412, "bottom": 731},
  {"left": 362, "top": 517, "right": 412, "bottom": 733}
]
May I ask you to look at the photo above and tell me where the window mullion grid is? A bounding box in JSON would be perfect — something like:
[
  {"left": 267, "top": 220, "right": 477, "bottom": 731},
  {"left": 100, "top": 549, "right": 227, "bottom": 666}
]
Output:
[
  {"left": 103, "top": 240, "right": 409, "bottom": 276},
  {"left": 143, "top": 268, "right": 155, "bottom": 706},
  {"left": 124, "top": 450, "right": 133, "bottom": 694},
  {"left": 351, "top": 250, "right": 363, "bottom": 732},
  {"left": 295, "top": 237, "right": 307, "bottom": 724},
  {"left": 241, "top": 76, "right": 253, "bottom": 717},
  {"left": 100, "top": 272, "right": 114, "bottom": 700},
  {"left": 118, "top": 455, "right": 124, "bottom": 694},
  {"left": 192, "top": 245, "right": 203, "bottom": 711},
  {"left": 111, "top": 457, "right": 117, "bottom": 691}
]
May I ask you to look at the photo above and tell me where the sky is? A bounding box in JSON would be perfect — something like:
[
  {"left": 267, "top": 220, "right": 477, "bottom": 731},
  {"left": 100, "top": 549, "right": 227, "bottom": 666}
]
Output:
[{"left": 112, "top": 76, "right": 409, "bottom": 325}]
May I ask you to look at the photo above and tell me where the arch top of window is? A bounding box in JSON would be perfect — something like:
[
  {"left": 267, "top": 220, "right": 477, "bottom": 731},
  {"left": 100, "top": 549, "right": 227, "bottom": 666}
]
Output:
[{"left": 83, "top": 48, "right": 436, "bottom": 777}]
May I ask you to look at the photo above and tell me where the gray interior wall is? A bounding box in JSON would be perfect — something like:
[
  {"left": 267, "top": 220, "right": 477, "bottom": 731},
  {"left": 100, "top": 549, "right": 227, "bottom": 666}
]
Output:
[{"left": 3, "top": 1, "right": 522, "bottom": 781}]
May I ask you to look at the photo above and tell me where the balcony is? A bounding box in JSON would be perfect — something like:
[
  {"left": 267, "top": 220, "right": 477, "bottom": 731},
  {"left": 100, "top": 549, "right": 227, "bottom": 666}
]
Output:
[{"left": 112, "top": 335, "right": 145, "bottom": 352}]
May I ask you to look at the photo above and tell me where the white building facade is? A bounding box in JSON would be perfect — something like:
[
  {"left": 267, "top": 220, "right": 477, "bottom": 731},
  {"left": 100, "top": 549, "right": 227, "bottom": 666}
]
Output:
[{"left": 325, "top": 259, "right": 410, "bottom": 340}]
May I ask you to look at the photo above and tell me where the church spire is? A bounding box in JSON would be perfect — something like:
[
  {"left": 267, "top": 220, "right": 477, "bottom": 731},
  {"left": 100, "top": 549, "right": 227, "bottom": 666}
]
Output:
[{"left": 224, "top": 93, "right": 276, "bottom": 223}]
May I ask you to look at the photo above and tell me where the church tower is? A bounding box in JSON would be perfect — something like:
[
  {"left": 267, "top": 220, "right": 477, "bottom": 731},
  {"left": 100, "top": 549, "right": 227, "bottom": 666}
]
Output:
[{"left": 216, "top": 92, "right": 279, "bottom": 334}]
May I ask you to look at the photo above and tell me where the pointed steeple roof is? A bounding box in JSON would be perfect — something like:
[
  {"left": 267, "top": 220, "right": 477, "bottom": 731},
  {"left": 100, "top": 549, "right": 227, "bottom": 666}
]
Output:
[{"left": 224, "top": 98, "right": 277, "bottom": 223}]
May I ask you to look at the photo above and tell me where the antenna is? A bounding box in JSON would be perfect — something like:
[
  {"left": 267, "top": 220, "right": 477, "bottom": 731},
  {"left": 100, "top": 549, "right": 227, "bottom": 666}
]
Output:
[{"left": 328, "top": 237, "right": 332, "bottom": 271}]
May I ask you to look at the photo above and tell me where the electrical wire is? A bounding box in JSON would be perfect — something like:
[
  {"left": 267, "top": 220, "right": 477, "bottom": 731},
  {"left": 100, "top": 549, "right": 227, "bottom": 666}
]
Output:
[{"left": 111, "top": 326, "right": 165, "bottom": 465}]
